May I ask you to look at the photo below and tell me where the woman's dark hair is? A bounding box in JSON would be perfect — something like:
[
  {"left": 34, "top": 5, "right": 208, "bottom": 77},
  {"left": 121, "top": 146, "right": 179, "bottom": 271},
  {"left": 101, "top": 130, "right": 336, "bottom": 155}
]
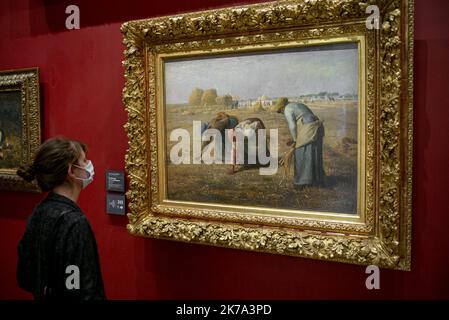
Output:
[{"left": 17, "top": 137, "right": 88, "bottom": 192}]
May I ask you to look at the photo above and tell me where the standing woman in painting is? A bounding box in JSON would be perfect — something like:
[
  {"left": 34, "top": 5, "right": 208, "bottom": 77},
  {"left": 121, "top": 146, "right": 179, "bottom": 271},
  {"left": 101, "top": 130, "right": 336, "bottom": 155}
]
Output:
[
  {"left": 16, "top": 137, "right": 105, "bottom": 300},
  {"left": 277, "top": 98, "right": 325, "bottom": 188}
]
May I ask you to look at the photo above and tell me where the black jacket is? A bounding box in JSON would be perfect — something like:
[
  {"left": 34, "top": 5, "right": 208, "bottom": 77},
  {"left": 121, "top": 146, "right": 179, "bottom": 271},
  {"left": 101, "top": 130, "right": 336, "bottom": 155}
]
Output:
[{"left": 17, "top": 192, "right": 106, "bottom": 300}]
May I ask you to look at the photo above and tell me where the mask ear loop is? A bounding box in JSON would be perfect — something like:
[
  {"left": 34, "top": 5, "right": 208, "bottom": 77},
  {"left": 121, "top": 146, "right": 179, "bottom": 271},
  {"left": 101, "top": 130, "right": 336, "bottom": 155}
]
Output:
[
  {"left": 70, "top": 162, "right": 91, "bottom": 180},
  {"left": 68, "top": 162, "right": 75, "bottom": 177},
  {"left": 66, "top": 162, "right": 79, "bottom": 184}
]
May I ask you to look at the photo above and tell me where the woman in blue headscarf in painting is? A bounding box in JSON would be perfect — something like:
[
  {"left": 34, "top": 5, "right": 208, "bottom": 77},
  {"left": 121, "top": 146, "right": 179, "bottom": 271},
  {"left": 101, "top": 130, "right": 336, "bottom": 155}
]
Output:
[{"left": 277, "top": 98, "right": 325, "bottom": 188}]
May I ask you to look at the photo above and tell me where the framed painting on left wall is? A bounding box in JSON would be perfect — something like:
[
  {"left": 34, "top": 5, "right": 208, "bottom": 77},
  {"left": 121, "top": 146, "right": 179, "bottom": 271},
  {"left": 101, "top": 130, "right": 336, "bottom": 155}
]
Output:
[{"left": 0, "top": 68, "right": 41, "bottom": 192}]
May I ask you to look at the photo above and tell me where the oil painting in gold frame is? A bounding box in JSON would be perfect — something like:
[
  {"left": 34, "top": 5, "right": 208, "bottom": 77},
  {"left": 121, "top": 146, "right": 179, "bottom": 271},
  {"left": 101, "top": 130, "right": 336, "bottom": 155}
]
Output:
[
  {"left": 122, "top": 0, "right": 413, "bottom": 270},
  {"left": 0, "top": 68, "right": 41, "bottom": 192}
]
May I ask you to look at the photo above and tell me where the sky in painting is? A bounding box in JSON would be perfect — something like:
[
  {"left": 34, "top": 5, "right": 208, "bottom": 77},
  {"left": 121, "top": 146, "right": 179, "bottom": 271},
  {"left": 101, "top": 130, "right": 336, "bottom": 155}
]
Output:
[{"left": 164, "top": 42, "right": 358, "bottom": 104}]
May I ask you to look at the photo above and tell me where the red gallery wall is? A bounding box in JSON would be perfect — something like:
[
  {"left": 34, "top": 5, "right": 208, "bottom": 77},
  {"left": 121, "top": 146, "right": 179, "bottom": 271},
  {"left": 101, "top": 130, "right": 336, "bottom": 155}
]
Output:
[{"left": 0, "top": 0, "right": 448, "bottom": 299}]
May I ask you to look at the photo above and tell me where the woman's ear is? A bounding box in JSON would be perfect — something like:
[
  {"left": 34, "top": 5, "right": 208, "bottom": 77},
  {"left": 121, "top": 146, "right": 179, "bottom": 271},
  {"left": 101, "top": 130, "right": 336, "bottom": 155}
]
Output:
[{"left": 67, "top": 163, "right": 76, "bottom": 180}]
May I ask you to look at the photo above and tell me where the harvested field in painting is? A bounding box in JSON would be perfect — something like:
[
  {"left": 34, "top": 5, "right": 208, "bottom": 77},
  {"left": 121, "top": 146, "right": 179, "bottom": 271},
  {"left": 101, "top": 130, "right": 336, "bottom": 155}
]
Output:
[{"left": 165, "top": 100, "right": 358, "bottom": 214}]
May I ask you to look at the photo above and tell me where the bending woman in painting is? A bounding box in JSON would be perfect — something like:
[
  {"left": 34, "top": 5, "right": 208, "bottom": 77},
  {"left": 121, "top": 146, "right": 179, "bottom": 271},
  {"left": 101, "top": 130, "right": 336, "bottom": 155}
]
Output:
[{"left": 278, "top": 98, "right": 325, "bottom": 188}]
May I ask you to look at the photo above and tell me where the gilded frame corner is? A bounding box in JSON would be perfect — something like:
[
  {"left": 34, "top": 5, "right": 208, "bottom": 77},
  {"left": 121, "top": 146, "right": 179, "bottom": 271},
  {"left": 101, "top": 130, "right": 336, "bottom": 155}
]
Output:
[
  {"left": 0, "top": 67, "right": 41, "bottom": 193},
  {"left": 122, "top": 0, "right": 413, "bottom": 270}
]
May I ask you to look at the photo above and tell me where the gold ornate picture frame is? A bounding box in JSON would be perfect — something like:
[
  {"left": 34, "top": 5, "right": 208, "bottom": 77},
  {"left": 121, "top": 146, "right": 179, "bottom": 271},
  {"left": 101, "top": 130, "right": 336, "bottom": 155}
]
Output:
[
  {"left": 0, "top": 68, "right": 41, "bottom": 192},
  {"left": 122, "top": 0, "right": 413, "bottom": 270}
]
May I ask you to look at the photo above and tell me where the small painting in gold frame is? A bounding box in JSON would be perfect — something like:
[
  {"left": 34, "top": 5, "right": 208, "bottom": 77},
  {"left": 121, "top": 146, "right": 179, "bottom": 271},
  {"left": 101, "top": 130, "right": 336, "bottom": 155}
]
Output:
[{"left": 0, "top": 68, "right": 41, "bottom": 192}]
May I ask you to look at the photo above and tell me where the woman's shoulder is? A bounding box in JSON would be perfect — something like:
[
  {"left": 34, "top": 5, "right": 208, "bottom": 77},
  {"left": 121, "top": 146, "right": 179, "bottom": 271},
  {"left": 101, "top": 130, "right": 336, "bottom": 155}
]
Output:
[
  {"left": 59, "top": 209, "right": 91, "bottom": 226},
  {"left": 57, "top": 211, "right": 94, "bottom": 239},
  {"left": 284, "top": 103, "right": 296, "bottom": 112},
  {"left": 62, "top": 209, "right": 86, "bottom": 222},
  {"left": 287, "top": 102, "right": 315, "bottom": 114},
  {"left": 24, "top": 200, "right": 88, "bottom": 240},
  {"left": 286, "top": 102, "right": 304, "bottom": 109},
  {"left": 33, "top": 193, "right": 86, "bottom": 221}
]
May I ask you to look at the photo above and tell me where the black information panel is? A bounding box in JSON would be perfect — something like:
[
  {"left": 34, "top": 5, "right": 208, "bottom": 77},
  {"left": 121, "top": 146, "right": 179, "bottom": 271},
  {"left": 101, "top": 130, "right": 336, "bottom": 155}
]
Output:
[
  {"left": 106, "top": 170, "right": 125, "bottom": 192},
  {"left": 106, "top": 170, "right": 126, "bottom": 215},
  {"left": 106, "top": 193, "right": 126, "bottom": 215}
]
